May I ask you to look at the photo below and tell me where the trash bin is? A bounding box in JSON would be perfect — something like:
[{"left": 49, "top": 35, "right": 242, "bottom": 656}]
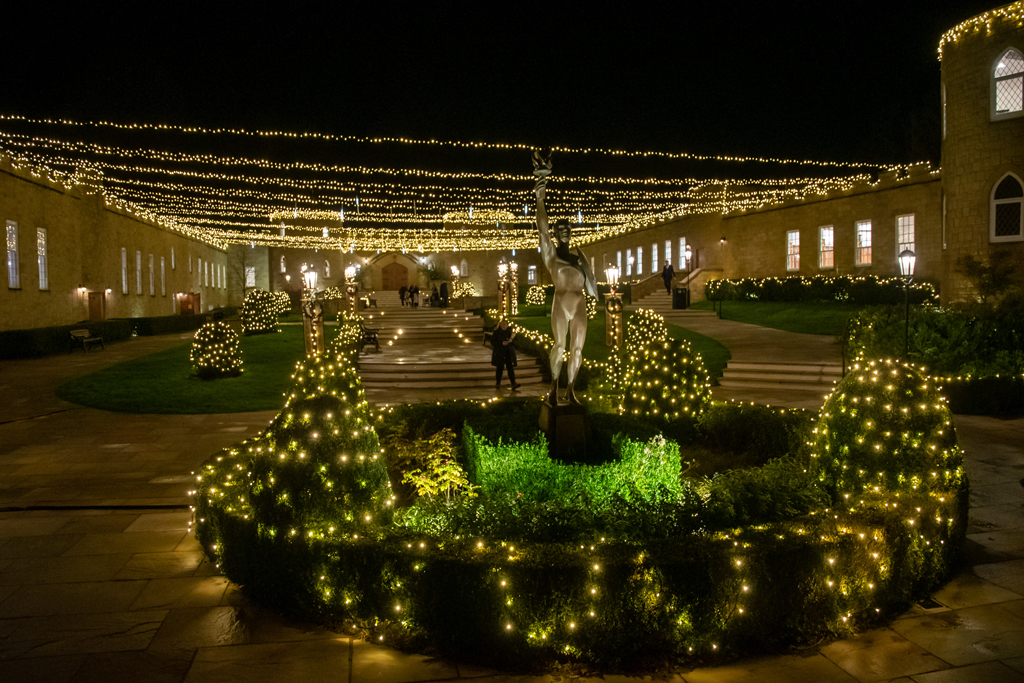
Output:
[{"left": 672, "top": 287, "right": 690, "bottom": 309}]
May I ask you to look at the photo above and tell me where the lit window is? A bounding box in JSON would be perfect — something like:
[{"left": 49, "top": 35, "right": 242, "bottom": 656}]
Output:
[
  {"left": 6, "top": 221, "right": 19, "bottom": 289},
  {"left": 280, "top": 255, "right": 287, "bottom": 273},
  {"left": 819, "top": 226, "right": 834, "bottom": 269},
  {"left": 460, "top": 259, "right": 468, "bottom": 277},
  {"left": 324, "top": 260, "right": 331, "bottom": 278},
  {"left": 36, "top": 228, "right": 48, "bottom": 291},
  {"left": 637, "top": 246, "right": 643, "bottom": 275},
  {"left": 204, "top": 261, "right": 209, "bottom": 287},
  {"left": 678, "top": 237, "right": 687, "bottom": 269},
  {"left": 855, "top": 220, "right": 872, "bottom": 265},
  {"left": 617, "top": 251, "right": 622, "bottom": 273},
  {"left": 189, "top": 254, "right": 192, "bottom": 273},
  {"left": 991, "top": 173, "right": 1024, "bottom": 242},
  {"left": 198, "top": 257, "right": 202, "bottom": 286},
  {"left": 651, "top": 243, "right": 658, "bottom": 273},
  {"left": 897, "top": 215, "right": 915, "bottom": 257},
  {"left": 786, "top": 230, "right": 800, "bottom": 271},
  {"left": 993, "top": 48, "right": 1024, "bottom": 119},
  {"left": 149, "top": 254, "right": 155, "bottom": 296},
  {"left": 527, "top": 265, "right": 537, "bottom": 285},
  {"left": 626, "top": 249, "right": 633, "bottom": 276},
  {"left": 136, "top": 251, "right": 142, "bottom": 294},
  {"left": 665, "top": 240, "right": 672, "bottom": 267},
  {"left": 121, "top": 248, "right": 128, "bottom": 294},
  {"left": 171, "top": 247, "right": 175, "bottom": 270},
  {"left": 245, "top": 266, "right": 256, "bottom": 288},
  {"left": 160, "top": 257, "right": 166, "bottom": 296}
]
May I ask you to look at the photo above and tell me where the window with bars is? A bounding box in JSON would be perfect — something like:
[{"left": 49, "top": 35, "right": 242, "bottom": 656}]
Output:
[
  {"left": 992, "top": 173, "right": 1024, "bottom": 242},
  {"left": 121, "top": 248, "right": 128, "bottom": 294},
  {"left": 527, "top": 265, "right": 536, "bottom": 285},
  {"left": 819, "top": 225, "right": 834, "bottom": 268},
  {"left": 786, "top": 230, "right": 800, "bottom": 271},
  {"left": 36, "top": 228, "right": 48, "bottom": 290},
  {"left": 897, "top": 215, "right": 915, "bottom": 257},
  {"left": 994, "top": 48, "right": 1024, "bottom": 118},
  {"left": 855, "top": 220, "right": 872, "bottom": 265},
  {"left": 6, "top": 221, "right": 19, "bottom": 289}
]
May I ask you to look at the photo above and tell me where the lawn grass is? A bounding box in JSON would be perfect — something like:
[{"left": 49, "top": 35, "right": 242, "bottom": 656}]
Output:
[
  {"left": 57, "top": 326, "right": 309, "bottom": 414},
  {"left": 690, "top": 300, "right": 862, "bottom": 336},
  {"left": 511, "top": 312, "right": 731, "bottom": 382}
]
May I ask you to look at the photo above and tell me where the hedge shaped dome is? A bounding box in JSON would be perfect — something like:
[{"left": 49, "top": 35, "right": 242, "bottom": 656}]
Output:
[
  {"left": 190, "top": 321, "right": 243, "bottom": 379},
  {"left": 621, "top": 338, "right": 711, "bottom": 421},
  {"left": 241, "top": 289, "right": 281, "bottom": 335},
  {"left": 811, "top": 359, "right": 964, "bottom": 500},
  {"left": 525, "top": 285, "right": 545, "bottom": 306}
]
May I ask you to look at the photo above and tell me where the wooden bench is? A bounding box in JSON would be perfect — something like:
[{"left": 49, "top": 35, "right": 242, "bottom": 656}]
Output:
[
  {"left": 70, "top": 329, "right": 105, "bottom": 353},
  {"left": 359, "top": 322, "right": 380, "bottom": 353}
]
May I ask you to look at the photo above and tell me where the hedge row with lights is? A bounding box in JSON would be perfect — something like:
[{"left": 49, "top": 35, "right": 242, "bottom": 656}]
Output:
[
  {"left": 190, "top": 321, "right": 243, "bottom": 379},
  {"left": 240, "top": 289, "right": 282, "bottom": 335},
  {"left": 706, "top": 275, "right": 938, "bottom": 305},
  {"left": 194, "top": 346, "right": 966, "bottom": 668}
]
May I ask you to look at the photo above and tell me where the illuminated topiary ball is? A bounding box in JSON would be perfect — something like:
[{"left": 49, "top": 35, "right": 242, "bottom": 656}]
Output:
[
  {"left": 241, "top": 289, "right": 280, "bottom": 335},
  {"left": 273, "top": 290, "right": 291, "bottom": 315},
  {"left": 626, "top": 308, "right": 668, "bottom": 349},
  {"left": 811, "top": 359, "right": 964, "bottom": 500},
  {"left": 246, "top": 352, "right": 392, "bottom": 537},
  {"left": 621, "top": 338, "right": 710, "bottom": 421},
  {"left": 525, "top": 285, "right": 546, "bottom": 306},
  {"left": 452, "top": 281, "right": 476, "bottom": 298},
  {"left": 190, "top": 321, "right": 243, "bottom": 379}
]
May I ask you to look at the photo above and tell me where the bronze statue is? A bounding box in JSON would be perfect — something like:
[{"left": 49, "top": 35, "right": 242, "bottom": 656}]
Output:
[{"left": 533, "top": 150, "right": 597, "bottom": 405}]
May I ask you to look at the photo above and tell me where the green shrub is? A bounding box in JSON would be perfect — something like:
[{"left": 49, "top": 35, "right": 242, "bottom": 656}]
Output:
[
  {"left": 621, "top": 338, "right": 711, "bottom": 423},
  {"left": 525, "top": 286, "right": 546, "bottom": 306},
  {"left": 698, "top": 403, "right": 814, "bottom": 466},
  {"left": 190, "top": 321, "right": 243, "bottom": 379},
  {"left": 707, "top": 276, "right": 937, "bottom": 305},
  {"left": 811, "top": 359, "right": 964, "bottom": 501},
  {"left": 241, "top": 290, "right": 281, "bottom": 335}
]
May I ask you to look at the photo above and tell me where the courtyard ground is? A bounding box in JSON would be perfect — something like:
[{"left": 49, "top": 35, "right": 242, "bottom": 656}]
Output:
[{"left": 0, "top": 321, "right": 1021, "bottom": 682}]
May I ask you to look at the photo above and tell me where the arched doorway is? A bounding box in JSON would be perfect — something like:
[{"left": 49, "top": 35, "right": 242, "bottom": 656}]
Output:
[{"left": 381, "top": 262, "right": 409, "bottom": 290}]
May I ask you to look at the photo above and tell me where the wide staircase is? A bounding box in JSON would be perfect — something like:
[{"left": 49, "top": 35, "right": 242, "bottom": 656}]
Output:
[
  {"left": 357, "top": 307, "right": 546, "bottom": 393},
  {"left": 625, "top": 289, "right": 717, "bottom": 320}
]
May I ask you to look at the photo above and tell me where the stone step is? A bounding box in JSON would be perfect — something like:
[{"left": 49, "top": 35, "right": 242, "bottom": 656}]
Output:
[
  {"left": 721, "top": 371, "right": 840, "bottom": 384},
  {"left": 360, "top": 359, "right": 543, "bottom": 373},
  {"left": 725, "top": 361, "right": 843, "bottom": 376},
  {"left": 362, "top": 367, "right": 544, "bottom": 382},
  {"left": 361, "top": 375, "right": 545, "bottom": 389},
  {"left": 717, "top": 378, "right": 835, "bottom": 392}
]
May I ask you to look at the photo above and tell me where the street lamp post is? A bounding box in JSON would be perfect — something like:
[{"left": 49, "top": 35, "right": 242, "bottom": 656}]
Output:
[
  {"left": 344, "top": 265, "right": 358, "bottom": 315},
  {"left": 604, "top": 266, "right": 622, "bottom": 348},
  {"left": 497, "top": 262, "right": 509, "bottom": 319},
  {"left": 301, "top": 264, "right": 324, "bottom": 357},
  {"left": 898, "top": 249, "right": 916, "bottom": 358}
]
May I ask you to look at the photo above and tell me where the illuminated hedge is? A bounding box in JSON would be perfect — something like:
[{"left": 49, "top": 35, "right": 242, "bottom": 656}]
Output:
[
  {"left": 333, "top": 311, "right": 363, "bottom": 361},
  {"left": 190, "top": 321, "right": 243, "bottom": 379},
  {"left": 194, "top": 363, "right": 967, "bottom": 668},
  {"left": 272, "top": 290, "right": 291, "bottom": 315},
  {"left": 706, "top": 275, "right": 938, "bottom": 305},
  {"left": 621, "top": 338, "right": 711, "bottom": 421},
  {"left": 525, "top": 285, "right": 546, "bottom": 306},
  {"left": 453, "top": 281, "right": 477, "bottom": 299},
  {"left": 241, "top": 289, "right": 281, "bottom": 335}
]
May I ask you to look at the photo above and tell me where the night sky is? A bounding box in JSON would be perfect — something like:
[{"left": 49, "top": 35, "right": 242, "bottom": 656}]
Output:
[{"left": 0, "top": 1, "right": 1001, "bottom": 168}]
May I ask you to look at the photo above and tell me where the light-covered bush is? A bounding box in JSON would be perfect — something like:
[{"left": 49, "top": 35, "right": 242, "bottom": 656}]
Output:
[
  {"left": 190, "top": 321, "right": 243, "bottom": 379},
  {"left": 240, "top": 289, "right": 280, "bottom": 335},
  {"left": 620, "top": 338, "right": 711, "bottom": 421},
  {"left": 525, "top": 285, "right": 546, "bottom": 306}
]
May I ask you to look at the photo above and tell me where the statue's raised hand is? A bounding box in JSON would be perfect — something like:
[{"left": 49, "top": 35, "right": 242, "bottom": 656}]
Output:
[{"left": 532, "top": 149, "right": 553, "bottom": 178}]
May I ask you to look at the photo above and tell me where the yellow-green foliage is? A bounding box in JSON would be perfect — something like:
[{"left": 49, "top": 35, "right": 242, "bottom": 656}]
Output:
[
  {"left": 811, "top": 359, "right": 964, "bottom": 499},
  {"left": 333, "top": 311, "right": 363, "bottom": 361},
  {"left": 586, "top": 294, "right": 597, "bottom": 319},
  {"left": 453, "top": 281, "right": 476, "bottom": 298},
  {"left": 626, "top": 308, "right": 667, "bottom": 348},
  {"left": 190, "top": 321, "right": 243, "bottom": 379},
  {"left": 621, "top": 338, "right": 711, "bottom": 421},
  {"left": 272, "top": 290, "right": 291, "bottom": 315},
  {"left": 241, "top": 289, "right": 280, "bottom": 335}
]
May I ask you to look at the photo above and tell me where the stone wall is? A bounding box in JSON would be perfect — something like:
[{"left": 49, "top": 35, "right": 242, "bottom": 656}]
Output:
[{"left": 0, "top": 157, "right": 228, "bottom": 332}]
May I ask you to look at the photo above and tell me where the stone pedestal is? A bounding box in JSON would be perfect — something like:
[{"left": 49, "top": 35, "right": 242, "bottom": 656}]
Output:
[{"left": 539, "top": 400, "right": 591, "bottom": 462}]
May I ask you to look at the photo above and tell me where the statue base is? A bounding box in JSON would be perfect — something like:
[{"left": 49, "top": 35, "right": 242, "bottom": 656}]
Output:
[{"left": 539, "top": 400, "right": 591, "bottom": 462}]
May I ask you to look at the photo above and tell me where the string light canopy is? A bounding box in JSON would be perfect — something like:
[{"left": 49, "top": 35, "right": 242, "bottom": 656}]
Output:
[{"left": 0, "top": 115, "right": 925, "bottom": 252}]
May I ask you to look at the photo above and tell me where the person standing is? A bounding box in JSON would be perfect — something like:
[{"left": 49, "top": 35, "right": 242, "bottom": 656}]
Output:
[
  {"left": 409, "top": 284, "right": 419, "bottom": 308},
  {"left": 399, "top": 285, "right": 408, "bottom": 306},
  {"left": 439, "top": 281, "right": 449, "bottom": 308},
  {"left": 661, "top": 260, "right": 675, "bottom": 294},
  {"left": 491, "top": 319, "right": 520, "bottom": 390}
]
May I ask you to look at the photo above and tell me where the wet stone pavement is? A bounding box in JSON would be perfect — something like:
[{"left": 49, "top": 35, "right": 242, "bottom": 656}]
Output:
[{"left": 0, "top": 331, "right": 1023, "bottom": 682}]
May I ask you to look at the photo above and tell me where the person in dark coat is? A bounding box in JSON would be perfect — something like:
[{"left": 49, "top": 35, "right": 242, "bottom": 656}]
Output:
[
  {"left": 439, "top": 281, "right": 449, "bottom": 308},
  {"left": 398, "top": 285, "right": 408, "bottom": 306},
  {"left": 430, "top": 286, "right": 440, "bottom": 307},
  {"left": 661, "top": 260, "right": 675, "bottom": 294},
  {"left": 409, "top": 284, "right": 419, "bottom": 307},
  {"left": 490, "top": 319, "right": 520, "bottom": 390}
]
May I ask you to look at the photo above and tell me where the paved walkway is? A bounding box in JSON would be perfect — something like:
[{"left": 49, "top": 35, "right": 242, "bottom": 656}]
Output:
[{"left": 0, "top": 322, "right": 1022, "bottom": 682}]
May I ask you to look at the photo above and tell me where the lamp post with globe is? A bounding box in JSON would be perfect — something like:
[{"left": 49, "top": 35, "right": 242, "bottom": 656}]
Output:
[
  {"left": 898, "top": 249, "right": 916, "bottom": 358},
  {"left": 300, "top": 264, "right": 324, "bottom": 357}
]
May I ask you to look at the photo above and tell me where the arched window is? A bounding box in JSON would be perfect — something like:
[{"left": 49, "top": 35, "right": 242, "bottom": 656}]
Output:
[
  {"left": 279, "top": 255, "right": 286, "bottom": 273},
  {"left": 993, "top": 48, "right": 1024, "bottom": 119},
  {"left": 991, "top": 173, "right": 1024, "bottom": 242},
  {"left": 324, "top": 260, "right": 331, "bottom": 278},
  {"left": 460, "top": 259, "right": 468, "bottom": 277}
]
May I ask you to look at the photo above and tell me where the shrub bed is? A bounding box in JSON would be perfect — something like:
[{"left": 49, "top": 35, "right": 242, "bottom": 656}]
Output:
[
  {"left": 707, "top": 276, "right": 937, "bottom": 305},
  {"left": 194, "top": 352, "right": 966, "bottom": 670}
]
